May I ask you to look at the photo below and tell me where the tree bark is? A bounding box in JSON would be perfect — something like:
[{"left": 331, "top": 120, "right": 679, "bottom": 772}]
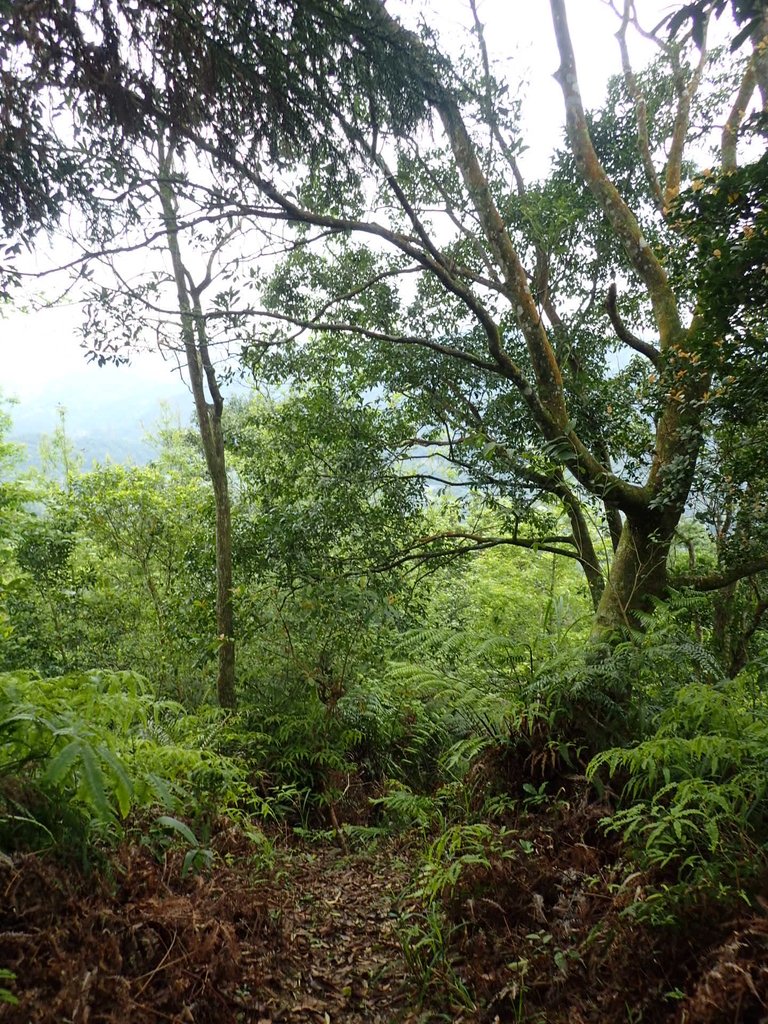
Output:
[
  {"left": 591, "top": 513, "right": 677, "bottom": 639},
  {"left": 559, "top": 485, "right": 605, "bottom": 610},
  {"left": 203, "top": 377, "right": 236, "bottom": 709},
  {"left": 157, "top": 141, "right": 236, "bottom": 708}
]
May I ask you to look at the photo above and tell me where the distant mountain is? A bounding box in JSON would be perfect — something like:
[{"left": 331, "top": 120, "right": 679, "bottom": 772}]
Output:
[{"left": 8, "top": 369, "right": 194, "bottom": 470}]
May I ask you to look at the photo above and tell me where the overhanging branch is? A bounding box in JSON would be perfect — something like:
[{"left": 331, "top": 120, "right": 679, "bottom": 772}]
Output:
[
  {"left": 676, "top": 555, "right": 768, "bottom": 592},
  {"left": 370, "top": 530, "right": 583, "bottom": 575}
]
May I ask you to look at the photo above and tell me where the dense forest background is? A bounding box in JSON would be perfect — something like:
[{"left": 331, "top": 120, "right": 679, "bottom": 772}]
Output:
[{"left": 2, "top": 0, "right": 768, "bottom": 1020}]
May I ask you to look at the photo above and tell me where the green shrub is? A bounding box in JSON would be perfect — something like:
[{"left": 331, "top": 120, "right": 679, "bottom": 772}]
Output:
[
  {"left": 218, "top": 675, "right": 362, "bottom": 826},
  {"left": 589, "top": 676, "right": 768, "bottom": 913},
  {"left": 0, "top": 669, "right": 254, "bottom": 857}
]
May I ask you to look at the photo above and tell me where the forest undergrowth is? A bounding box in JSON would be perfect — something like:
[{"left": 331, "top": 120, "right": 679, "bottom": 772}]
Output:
[
  {"left": 1, "top": 414, "right": 767, "bottom": 1022},
  {"left": 2, "top": 608, "right": 768, "bottom": 1023},
  {"left": 2, "top": 762, "right": 767, "bottom": 1023}
]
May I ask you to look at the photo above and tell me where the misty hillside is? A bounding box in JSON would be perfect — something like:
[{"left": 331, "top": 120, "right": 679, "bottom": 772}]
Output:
[{"left": 8, "top": 370, "right": 194, "bottom": 469}]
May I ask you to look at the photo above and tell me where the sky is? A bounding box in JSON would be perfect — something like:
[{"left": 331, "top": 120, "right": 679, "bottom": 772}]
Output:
[{"left": 1, "top": 0, "right": 733, "bottom": 437}]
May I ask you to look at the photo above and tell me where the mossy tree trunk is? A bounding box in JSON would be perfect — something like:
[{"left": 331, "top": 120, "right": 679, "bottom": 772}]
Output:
[{"left": 592, "top": 514, "right": 678, "bottom": 639}]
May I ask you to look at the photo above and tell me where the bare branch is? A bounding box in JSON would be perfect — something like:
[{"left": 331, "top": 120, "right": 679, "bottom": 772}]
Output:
[
  {"left": 605, "top": 282, "right": 660, "bottom": 366},
  {"left": 16, "top": 210, "right": 244, "bottom": 280}
]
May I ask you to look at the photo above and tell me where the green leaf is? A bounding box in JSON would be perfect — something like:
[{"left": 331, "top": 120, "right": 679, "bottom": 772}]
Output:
[
  {"left": 156, "top": 815, "right": 198, "bottom": 845},
  {"left": 42, "top": 739, "right": 82, "bottom": 786},
  {"left": 143, "top": 772, "right": 174, "bottom": 809},
  {"left": 78, "top": 742, "right": 112, "bottom": 819},
  {"left": 98, "top": 745, "right": 134, "bottom": 818},
  {"left": 181, "top": 847, "right": 199, "bottom": 878}
]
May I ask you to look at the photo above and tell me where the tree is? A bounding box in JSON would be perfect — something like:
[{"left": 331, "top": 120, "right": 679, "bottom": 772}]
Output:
[
  {"left": 6, "top": 0, "right": 768, "bottom": 649},
  {"left": 241, "top": 0, "right": 768, "bottom": 640},
  {"left": 45, "top": 138, "right": 243, "bottom": 706},
  {"left": 1, "top": 429, "right": 217, "bottom": 693},
  {"left": 155, "top": 139, "right": 236, "bottom": 707},
  {"left": 224, "top": 386, "right": 432, "bottom": 701}
]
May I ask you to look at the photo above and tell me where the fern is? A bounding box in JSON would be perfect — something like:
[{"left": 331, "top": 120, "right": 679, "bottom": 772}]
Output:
[
  {"left": 0, "top": 969, "right": 18, "bottom": 1007},
  {"left": 0, "top": 669, "right": 255, "bottom": 855},
  {"left": 372, "top": 782, "right": 442, "bottom": 830},
  {"left": 347, "top": 659, "right": 514, "bottom": 788},
  {"left": 589, "top": 677, "right": 768, "bottom": 909},
  {"left": 415, "top": 822, "right": 519, "bottom": 905}
]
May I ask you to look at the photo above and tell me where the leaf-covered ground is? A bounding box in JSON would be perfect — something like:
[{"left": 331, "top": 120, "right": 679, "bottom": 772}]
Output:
[{"left": 2, "top": 810, "right": 767, "bottom": 1023}]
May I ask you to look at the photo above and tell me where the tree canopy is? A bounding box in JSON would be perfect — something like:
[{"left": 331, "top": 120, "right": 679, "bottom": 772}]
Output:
[{"left": 3, "top": 0, "right": 768, "bottom": 657}]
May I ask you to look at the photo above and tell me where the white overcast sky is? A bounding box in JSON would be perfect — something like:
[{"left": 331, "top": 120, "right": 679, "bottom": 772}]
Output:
[{"left": 1, "top": 0, "right": 732, "bottom": 413}]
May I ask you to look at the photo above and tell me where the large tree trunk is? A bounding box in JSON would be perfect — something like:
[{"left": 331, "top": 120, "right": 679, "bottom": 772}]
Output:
[{"left": 591, "top": 512, "right": 678, "bottom": 640}]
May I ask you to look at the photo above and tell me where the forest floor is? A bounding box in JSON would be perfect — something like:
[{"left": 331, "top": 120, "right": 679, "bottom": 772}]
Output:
[{"left": 2, "top": 803, "right": 768, "bottom": 1023}]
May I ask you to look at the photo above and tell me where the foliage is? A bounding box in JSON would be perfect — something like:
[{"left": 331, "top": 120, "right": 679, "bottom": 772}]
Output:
[
  {"left": 0, "top": 668, "right": 252, "bottom": 857},
  {"left": 416, "top": 822, "right": 518, "bottom": 905},
  {"left": 589, "top": 674, "right": 768, "bottom": 915},
  {"left": 0, "top": 400, "right": 32, "bottom": 644},
  {"left": 0, "top": 969, "right": 17, "bottom": 1007},
  {"left": 665, "top": 0, "right": 767, "bottom": 50},
  {"left": 671, "top": 149, "right": 768, "bottom": 430},
  {"left": 1, "top": 440, "right": 219, "bottom": 699},
  {"left": 209, "top": 532, "right": 584, "bottom": 824},
  {"left": 227, "top": 387, "right": 429, "bottom": 701},
  {"left": 522, "top": 594, "right": 729, "bottom": 751},
  {"left": 220, "top": 677, "right": 360, "bottom": 826},
  {"left": 228, "top": 387, "right": 425, "bottom": 581},
  {"left": 396, "top": 904, "right": 476, "bottom": 1012}
]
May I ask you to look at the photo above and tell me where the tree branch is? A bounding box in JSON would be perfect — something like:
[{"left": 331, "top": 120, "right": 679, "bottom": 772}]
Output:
[
  {"left": 550, "top": 0, "right": 684, "bottom": 351},
  {"left": 677, "top": 555, "right": 768, "bottom": 592},
  {"left": 249, "top": 308, "right": 502, "bottom": 372},
  {"left": 664, "top": 28, "right": 709, "bottom": 209},
  {"left": 370, "top": 531, "right": 585, "bottom": 575},
  {"left": 605, "top": 282, "right": 660, "bottom": 366},
  {"left": 615, "top": 0, "right": 665, "bottom": 213},
  {"left": 722, "top": 60, "right": 757, "bottom": 173}
]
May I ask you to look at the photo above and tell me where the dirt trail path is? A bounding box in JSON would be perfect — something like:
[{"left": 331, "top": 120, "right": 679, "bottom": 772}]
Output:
[
  {"left": 5, "top": 825, "right": 768, "bottom": 1023},
  {"left": 0, "top": 838, "right": 437, "bottom": 1024},
  {"left": 250, "top": 843, "right": 426, "bottom": 1024}
]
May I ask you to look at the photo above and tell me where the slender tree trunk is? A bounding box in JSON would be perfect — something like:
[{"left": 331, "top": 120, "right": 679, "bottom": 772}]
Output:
[
  {"left": 157, "top": 141, "right": 236, "bottom": 708},
  {"left": 209, "top": 408, "right": 236, "bottom": 707}
]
